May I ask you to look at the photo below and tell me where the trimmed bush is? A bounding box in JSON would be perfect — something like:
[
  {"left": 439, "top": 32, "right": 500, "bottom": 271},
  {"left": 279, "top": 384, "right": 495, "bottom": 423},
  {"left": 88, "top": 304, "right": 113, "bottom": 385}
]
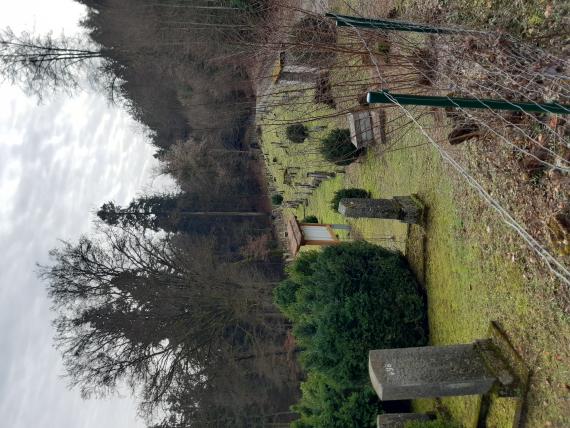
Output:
[
  {"left": 286, "top": 123, "right": 309, "bottom": 144},
  {"left": 320, "top": 128, "right": 362, "bottom": 165},
  {"left": 273, "top": 279, "right": 300, "bottom": 318},
  {"left": 275, "top": 242, "right": 426, "bottom": 425},
  {"left": 330, "top": 188, "right": 370, "bottom": 211},
  {"left": 274, "top": 241, "right": 426, "bottom": 386},
  {"left": 301, "top": 215, "right": 319, "bottom": 224},
  {"left": 271, "top": 194, "right": 284, "bottom": 205}
]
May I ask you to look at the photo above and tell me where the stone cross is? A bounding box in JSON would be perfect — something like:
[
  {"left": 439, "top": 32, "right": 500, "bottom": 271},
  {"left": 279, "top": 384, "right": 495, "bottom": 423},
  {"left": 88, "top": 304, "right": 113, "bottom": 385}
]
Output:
[
  {"left": 369, "top": 342, "right": 515, "bottom": 401},
  {"left": 338, "top": 196, "right": 423, "bottom": 224}
]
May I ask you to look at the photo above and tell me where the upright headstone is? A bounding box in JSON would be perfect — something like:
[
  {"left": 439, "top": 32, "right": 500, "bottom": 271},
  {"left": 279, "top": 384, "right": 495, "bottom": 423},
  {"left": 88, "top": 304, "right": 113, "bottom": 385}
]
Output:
[
  {"left": 369, "top": 342, "right": 511, "bottom": 401},
  {"left": 377, "top": 413, "right": 431, "bottom": 428},
  {"left": 307, "top": 171, "right": 336, "bottom": 179},
  {"left": 338, "top": 196, "right": 423, "bottom": 224},
  {"left": 279, "top": 70, "right": 319, "bottom": 84},
  {"left": 348, "top": 110, "right": 376, "bottom": 148},
  {"left": 277, "top": 55, "right": 320, "bottom": 84}
]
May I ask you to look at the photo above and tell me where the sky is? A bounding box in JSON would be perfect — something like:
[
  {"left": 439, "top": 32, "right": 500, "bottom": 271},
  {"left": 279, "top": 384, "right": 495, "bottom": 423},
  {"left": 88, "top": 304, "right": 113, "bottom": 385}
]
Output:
[{"left": 0, "top": 1, "right": 175, "bottom": 427}]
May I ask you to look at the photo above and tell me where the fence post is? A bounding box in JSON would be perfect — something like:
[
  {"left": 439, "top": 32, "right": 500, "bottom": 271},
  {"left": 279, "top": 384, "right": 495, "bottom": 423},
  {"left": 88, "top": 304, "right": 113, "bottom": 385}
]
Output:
[
  {"left": 325, "top": 13, "right": 476, "bottom": 34},
  {"left": 367, "top": 91, "right": 570, "bottom": 115}
]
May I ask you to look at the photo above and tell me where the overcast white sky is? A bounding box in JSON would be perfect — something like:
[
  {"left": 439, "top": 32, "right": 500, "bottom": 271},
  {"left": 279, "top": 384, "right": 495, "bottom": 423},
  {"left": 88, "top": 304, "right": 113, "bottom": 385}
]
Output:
[{"left": 0, "top": 1, "right": 175, "bottom": 427}]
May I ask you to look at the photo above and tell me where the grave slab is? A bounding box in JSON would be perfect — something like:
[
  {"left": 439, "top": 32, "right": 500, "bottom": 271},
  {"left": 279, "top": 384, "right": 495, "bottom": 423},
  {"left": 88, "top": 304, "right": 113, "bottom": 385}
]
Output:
[
  {"left": 369, "top": 343, "right": 498, "bottom": 401},
  {"left": 338, "top": 196, "right": 422, "bottom": 224},
  {"left": 377, "top": 413, "right": 431, "bottom": 428},
  {"left": 348, "top": 110, "right": 376, "bottom": 148}
]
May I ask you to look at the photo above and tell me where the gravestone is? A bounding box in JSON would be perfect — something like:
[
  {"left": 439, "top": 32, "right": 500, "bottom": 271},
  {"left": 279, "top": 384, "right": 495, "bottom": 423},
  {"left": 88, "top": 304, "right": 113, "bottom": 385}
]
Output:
[
  {"left": 307, "top": 171, "right": 336, "bottom": 179},
  {"left": 377, "top": 413, "right": 431, "bottom": 428},
  {"left": 279, "top": 71, "right": 318, "bottom": 84},
  {"left": 278, "top": 64, "right": 320, "bottom": 84},
  {"left": 338, "top": 196, "right": 422, "bottom": 224},
  {"left": 369, "top": 342, "right": 514, "bottom": 401},
  {"left": 348, "top": 110, "right": 375, "bottom": 148}
]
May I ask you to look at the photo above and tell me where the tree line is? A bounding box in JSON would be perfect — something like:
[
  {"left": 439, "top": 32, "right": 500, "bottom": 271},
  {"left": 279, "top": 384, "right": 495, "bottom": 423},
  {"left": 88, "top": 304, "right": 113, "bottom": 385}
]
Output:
[
  {"left": 0, "top": 0, "right": 305, "bottom": 426},
  {"left": 41, "top": 208, "right": 296, "bottom": 427}
]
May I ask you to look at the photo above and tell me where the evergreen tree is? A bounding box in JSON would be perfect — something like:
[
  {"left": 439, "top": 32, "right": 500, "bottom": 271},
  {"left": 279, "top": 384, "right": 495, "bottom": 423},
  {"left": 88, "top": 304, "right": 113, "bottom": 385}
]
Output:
[{"left": 97, "top": 194, "right": 178, "bottom": 231}]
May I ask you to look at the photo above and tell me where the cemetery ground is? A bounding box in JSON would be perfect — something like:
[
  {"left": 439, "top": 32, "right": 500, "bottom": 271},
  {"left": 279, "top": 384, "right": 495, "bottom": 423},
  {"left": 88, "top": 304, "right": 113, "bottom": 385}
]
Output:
[
  {"left": 257, "top": 2, "right": 570, "bottom": 426},
  {"left": 262, "top": 105, "right": 570, "bottom": 427}
]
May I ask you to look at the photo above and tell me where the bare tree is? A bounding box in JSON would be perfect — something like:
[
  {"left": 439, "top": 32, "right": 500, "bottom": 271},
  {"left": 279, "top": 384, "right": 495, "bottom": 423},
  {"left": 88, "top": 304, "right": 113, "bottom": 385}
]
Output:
[
  {"left": 39, "top": 224, "right": 265, "bottom": 405},
  {"left": 160, "top": 139, "right": 270, "bottom": 213},
  {"left": 0, "top": 27, "right": 107, "bottom": 99}
]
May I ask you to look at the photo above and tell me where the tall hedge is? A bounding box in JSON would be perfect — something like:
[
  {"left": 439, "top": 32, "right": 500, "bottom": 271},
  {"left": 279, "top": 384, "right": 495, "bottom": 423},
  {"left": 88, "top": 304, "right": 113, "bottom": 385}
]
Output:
[{"left": 274, "top": 242, "right": 427, "bottom": 426}]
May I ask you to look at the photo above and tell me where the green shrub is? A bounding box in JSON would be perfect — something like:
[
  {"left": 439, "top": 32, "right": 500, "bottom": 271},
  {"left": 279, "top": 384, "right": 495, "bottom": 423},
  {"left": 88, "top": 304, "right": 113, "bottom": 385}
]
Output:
[
  {"left": 320, "top": 128, "right": 362, "bottom": 165},
  {"left": 286, "top": 123, "right": 309, "bottom": 143},
  {"left": 275, "top": 242, "right": 426, "bottom": 425},
  {"left": 274, "top": 241, "right": 426, "bottom": 387},
  {"left": 375, "top": 40, "right": 391, "bottom": 54},
  {"left": 330, "top": 188, "right": 370, "bottom": 211},
  {"left": 301, "top": 215, "right": 319, "bottom": 223},
  {"left": 271, "top": 194, "right": 284, "bottom": 205},
  {"left": 273, "top": 279, "right": 300, "bottom": 318},
  {"left": 405, "top": 419, "right": 463, "bottom": 428},
  {"left": 291, "top": 372, "right": 379, "bottom": 428}
]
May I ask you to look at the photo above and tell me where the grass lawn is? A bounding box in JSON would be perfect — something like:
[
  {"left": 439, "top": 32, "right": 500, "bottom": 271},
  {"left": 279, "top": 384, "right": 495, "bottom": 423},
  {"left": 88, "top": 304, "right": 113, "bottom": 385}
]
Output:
[
  {"left": 258, "top": 2, "right": 570, "bottom": 426},
  {"left": 262, "top": 102, "right": 570, "bottom": 426},
  {"left": 348, "top": 112, "right": 570, "bottom": 428}
]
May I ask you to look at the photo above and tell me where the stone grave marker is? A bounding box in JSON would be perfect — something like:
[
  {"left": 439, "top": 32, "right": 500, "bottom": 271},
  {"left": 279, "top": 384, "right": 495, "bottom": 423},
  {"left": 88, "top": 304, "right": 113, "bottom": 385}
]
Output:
[
  {"left": 348, "top": 110, "right": 375, "bottom": 148},
  {"left": 338, "top": 196, "right": 423, "bottom": 224},
  {"left": 369, "top": 342, "right": 515, "bottom": 401},
  {"left": 377, "top": 413, "right": 431, "bottom": 428},
  {"left": 277, "top": 52, "right": 320, "bottom": 84},
  {"left": 307, "top": 171, "right": 336, "bottom": 179},
  {"left": 347, "top": 108, "right": 385, "bottom": 148}
]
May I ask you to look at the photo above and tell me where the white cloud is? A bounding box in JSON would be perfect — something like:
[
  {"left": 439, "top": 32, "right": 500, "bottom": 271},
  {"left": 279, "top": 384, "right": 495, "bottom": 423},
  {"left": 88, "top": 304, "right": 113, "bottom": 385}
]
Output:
[
  {"left": 0, "top": 2, "right": 177, "bottom": 427},
  {"left": 2, "top": 0, "right": 85, "bottom": 33},
  {"left": 0, "top": 83, "right": 160, "bottom": 428}
]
